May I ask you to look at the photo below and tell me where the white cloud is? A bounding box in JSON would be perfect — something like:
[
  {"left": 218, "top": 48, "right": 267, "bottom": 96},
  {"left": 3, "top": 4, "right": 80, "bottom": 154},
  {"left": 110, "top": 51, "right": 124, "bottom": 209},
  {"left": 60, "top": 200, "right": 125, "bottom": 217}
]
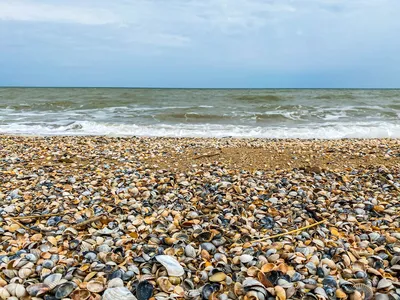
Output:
[{"left": 0, "top": 1, "right": 119, "bottom": 25}]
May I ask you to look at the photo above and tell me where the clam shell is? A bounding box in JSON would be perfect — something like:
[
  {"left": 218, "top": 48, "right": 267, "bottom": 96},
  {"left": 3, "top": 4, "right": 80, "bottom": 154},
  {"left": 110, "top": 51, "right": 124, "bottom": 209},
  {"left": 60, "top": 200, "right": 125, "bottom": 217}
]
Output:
[
  {"left": 354, "top": 283, "right": 373, "bottom": 300},
  {"left": 43, "top": 273, "right": 63, "bottom": 290},
  {"left": 155, "top": 255, "right": 184, "bottom": 277},
  {"left": 5, "top": 283, "right": 26, "bottom": 298},
  {"left": 136, "top": 280, "right": 154, "bottom": 300},
  {"left": 87, "top": 280, "right": 105, "bottom": 293},
  {"left": 377, "top": 279, "right": 393, "bottom": 290},
  {"left": 70, "top": 289, "right": 91, "bottom": 300},
  {"left": 184, "top": 244, "right": 196, "bottom": 258},
  {"left": 54, "top": 282, "right": 76, "bottom": 299},
  {"left": 103, "top": 287, "right": 138, "bottom": 300},
  {"left": 26, "top": 283, "right": 50, "bottom": 296},
  {"left": 209, "top": 272, "right": 227, "bottom": 283},
  {"left": 107, "top": 278, "right": 124, "bottom": 288},
  {"left": 0, "top": 287, "right": 10, "bottom": 299}
]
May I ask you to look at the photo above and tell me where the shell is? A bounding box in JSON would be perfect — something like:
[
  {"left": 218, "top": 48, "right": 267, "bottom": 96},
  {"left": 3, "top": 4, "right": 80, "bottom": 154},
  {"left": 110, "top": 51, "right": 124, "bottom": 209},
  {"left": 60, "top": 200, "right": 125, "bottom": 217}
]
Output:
[
  {"left": 87, "top": 280, "right": 105, "bottom": 293},
  {"left": 136, "top": 280, "right": 154, "bottom": 300},
  {"left": 54, "top": 282, "right": 76, "bottom": 299},
  {"left": 157, "top": 277, "right": 173, "bottom": 293},
  {"left": 5, "top": 283, "right": 26, "bottom": 298},
  {"left": 103, "top": 287, "right": 138, "bottom": 300},
  {"left": 209, "top": 273, "right": 227, "bottom": 282},
  {"left": 107, "top": 278, "right": 124, "bottom": 288},
  {"left": 0, "top": 287, "right": 11, "bottom": 299},
  {"left": 377, "top": 279, "right": 393, "bottom": 290},
  {"left": 43, "top": 273, "right": 63, "bottom": 290},
  {"left": 70, "top": 289, "right": 91, "bottom": 300},
  {"left": 354, "top": 283, "right": 373, "bottom": 300},
  {"left": 18, "top": 268, "right": 33, "bottom": 279},
  {"left": 184, "top": 244, "right": 196, "bottom": 258},
  {"left": 26, "top": 283, "right": 50, "bottom": 297},
  {"left": 155, "top": 255, "right": 184, "bottom": 277}
]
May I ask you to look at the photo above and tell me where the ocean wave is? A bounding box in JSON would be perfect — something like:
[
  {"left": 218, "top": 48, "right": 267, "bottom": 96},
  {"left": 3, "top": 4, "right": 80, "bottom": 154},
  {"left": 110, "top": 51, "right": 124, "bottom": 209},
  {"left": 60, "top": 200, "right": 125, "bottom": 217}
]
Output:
[
  {"left": 235, "top": 94, "right": 283, "bottom": 102},
  {"left": 1, "top": 121, "right": 399, "bottom": 139}
]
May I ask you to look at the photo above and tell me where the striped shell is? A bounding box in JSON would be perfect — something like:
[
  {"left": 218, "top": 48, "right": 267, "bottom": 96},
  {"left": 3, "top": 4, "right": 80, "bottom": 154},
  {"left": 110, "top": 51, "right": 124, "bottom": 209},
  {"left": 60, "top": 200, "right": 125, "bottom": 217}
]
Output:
[{"left": 354, "top": 283, "right": 373, "bottom": 300}]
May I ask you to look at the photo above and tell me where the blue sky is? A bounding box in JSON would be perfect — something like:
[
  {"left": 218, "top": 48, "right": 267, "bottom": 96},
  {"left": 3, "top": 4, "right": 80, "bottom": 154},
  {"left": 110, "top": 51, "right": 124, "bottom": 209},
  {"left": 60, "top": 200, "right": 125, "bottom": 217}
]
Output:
[{"left": 0, "top": 0, "right": 400, "bottom": 88}]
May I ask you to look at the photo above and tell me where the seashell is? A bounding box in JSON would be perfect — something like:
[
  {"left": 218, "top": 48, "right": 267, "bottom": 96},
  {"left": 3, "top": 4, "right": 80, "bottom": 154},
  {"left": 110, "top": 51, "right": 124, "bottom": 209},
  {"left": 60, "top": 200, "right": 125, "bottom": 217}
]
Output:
[
  {"left": 375, "top": 293, "right": 390, "bottom": 300},
  {"left": 185, "top": 244, "right": 196, "bottom": 258},
  {"left": 240, "top": 254, "right": 254, "bottom": 264},
  {"left": 349, "top": 291, "right": 363, "bottom": 300},
  {"left": 243, "top": 278, "right": 265, "bottom": 289},
  {"left": 304, "top": 292, "right": 319, "bottom": 300},
  {"left": 315, "top": 287, "right": 328, "bottom": 298},
  {"left": 336, "top": 288, "right": 348, "bottom": 299},
  {"left": 103, "top": 287, "right": 138, "bottom": 300},
  {"left": 0, "top": 287, "right": 10, "bottom": 299},
  {"left": 70, "top": 289, "right": 91, "bottom": 300},
  {"left": 354, "top": 283, "right": 373, "bottom": 300},
  {"left": 136, "top": 280, "right": 154, "bottom": 300},
  {"left": 196, "top": 231, "right": 213, "bottom": 242},
  {"left": 209, "top": 273, "right": 226, "bottom": 282},
  {"left": 42, "top": 259, "right": 54, "bottom": 269},
  {"left": 54, "top": 282, "right": 76, "bottom": 299},
  {"left": 202, "top": 283, "right": 220, "bottom": 300},
  {"left": 108, "top": 278, "right": 124, "bottom": 288},
  {"left": 201, "top": 243, "right": 216, "bottom": 253},
  {"left": 275, "top": 286, "right": 286, "bottom": 300},
  {"left": 2, "top": 269, "right": 17, "bottom": 279},
  {"left": 157, "top": 277, "right": 173, "bottom": 293},
  {"left": 26, "top": 283, "right": 50, "bottom": 296},
  {"left": 5, "top": 283, "right": 26, "bottom": 298},
  {"left": 97, "top": 243, "right": 112, "bottom": 253},
  {"left": 340, "top": 280, "right": 355, "bottom": 294},
  {"left": 377, "top": 278, "right": 393, "bottom": 290},
  {"left": 87, "top": 280, "right": 105, "bottom": 293},
  {"left": 155, "top": 255, "right": 184, "bottom": 277},
  {"left": 43, "top": 273, "right": 63, "bottom": 290},
  {"left": 95, "top": 227, "right": 119, "bottom": 235},
  {"left": 25, "top": 253, "right": 39, "bottom": 263},
  {"left": 63, "top": 227, "right": 78, "bottom": 236}
]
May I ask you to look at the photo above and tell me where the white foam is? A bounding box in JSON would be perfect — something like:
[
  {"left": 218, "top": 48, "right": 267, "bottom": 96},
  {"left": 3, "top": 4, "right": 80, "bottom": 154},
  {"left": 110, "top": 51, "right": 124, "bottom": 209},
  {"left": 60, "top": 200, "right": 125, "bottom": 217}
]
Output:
[{"left": 1, "top": 121, "right": 399, "bottom": 139}]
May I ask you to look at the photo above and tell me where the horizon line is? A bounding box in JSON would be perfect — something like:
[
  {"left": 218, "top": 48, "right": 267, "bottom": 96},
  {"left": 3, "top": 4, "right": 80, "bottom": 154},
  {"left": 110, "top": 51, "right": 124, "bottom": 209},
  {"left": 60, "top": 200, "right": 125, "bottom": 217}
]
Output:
[{"left": 1, "top": 86, "right": 400, "bottom": 90}]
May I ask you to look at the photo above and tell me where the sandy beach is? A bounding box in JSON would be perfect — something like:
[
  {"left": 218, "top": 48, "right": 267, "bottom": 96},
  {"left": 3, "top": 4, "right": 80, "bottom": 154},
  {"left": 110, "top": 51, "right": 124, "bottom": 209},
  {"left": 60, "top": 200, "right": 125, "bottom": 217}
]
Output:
[{"left": 0, "top": 135, "right": 399, "bottom": 299}]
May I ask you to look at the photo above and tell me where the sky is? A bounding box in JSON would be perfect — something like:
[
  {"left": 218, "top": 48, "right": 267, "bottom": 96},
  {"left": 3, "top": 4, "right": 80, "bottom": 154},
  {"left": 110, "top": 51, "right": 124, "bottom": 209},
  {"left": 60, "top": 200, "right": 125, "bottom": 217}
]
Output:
[{"left": 0, "top": 0, "right": 400, "bottom": 88}]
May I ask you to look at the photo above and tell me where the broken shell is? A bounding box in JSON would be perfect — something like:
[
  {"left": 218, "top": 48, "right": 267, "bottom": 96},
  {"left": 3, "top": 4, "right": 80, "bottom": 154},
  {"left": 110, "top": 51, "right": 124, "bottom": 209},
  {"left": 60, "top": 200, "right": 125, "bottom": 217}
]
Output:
[
  {"left": 155, "top": 255, "right": 184, "bottom": 277},
  {"left": 87, "top": 280, "right": 105, "bottom": 293}
]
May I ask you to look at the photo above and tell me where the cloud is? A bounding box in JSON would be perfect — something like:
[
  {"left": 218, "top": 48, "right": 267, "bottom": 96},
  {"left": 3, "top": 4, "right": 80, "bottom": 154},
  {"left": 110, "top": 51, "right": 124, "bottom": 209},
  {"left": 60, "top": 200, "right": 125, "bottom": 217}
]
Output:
[
  {"left": 0, "top": 1, "right": 119, "bottom": 25},
  {"left": 0, "top": 0, "right": 400, "bottom": 87}
]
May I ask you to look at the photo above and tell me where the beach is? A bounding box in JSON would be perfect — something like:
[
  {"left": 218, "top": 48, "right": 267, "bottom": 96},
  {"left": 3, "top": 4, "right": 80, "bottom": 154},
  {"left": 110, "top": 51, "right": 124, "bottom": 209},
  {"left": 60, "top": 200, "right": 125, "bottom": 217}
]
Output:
[{"left": 1, "top": 135, "right": 399, "bottom": 299}]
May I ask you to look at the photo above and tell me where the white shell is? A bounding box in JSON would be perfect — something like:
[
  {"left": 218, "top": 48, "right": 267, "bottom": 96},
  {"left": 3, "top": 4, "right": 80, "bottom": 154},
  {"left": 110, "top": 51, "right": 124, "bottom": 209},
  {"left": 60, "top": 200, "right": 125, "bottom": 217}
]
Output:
[
  {"left": 155, "top": 255, "right": 184, "bottom": 277},
  {"left": 102, "top": 287, "right": 137, "bottom": 300},
  {"left": 5, "top": 283, "right": 27, "bottom": 298},
  {"left": 107, "top": 278, "right": 124, "bottom": 288},
  {"left": 184, "top": 245, "right": 196, "bottom": 258},
  {"left": 0, "top": 287, "right": 11, "bottom": 299},
  {"left": 43, "top": 273, "right": 63, "bottom": 290}
]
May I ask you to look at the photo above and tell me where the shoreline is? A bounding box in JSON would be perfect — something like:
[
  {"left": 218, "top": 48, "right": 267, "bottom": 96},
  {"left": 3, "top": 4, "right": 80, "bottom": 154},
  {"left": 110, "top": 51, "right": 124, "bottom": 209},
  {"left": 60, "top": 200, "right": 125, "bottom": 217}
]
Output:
[{"left": 1, "top": 135, "right": 399, "bottom": 172}]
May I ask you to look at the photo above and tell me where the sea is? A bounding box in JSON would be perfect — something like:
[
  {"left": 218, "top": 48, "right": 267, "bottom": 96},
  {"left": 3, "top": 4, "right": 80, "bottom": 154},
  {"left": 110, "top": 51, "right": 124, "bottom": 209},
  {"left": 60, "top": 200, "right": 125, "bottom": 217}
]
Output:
[{"left": 0, "top": 88, "right": 399, "bottom": 139}]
